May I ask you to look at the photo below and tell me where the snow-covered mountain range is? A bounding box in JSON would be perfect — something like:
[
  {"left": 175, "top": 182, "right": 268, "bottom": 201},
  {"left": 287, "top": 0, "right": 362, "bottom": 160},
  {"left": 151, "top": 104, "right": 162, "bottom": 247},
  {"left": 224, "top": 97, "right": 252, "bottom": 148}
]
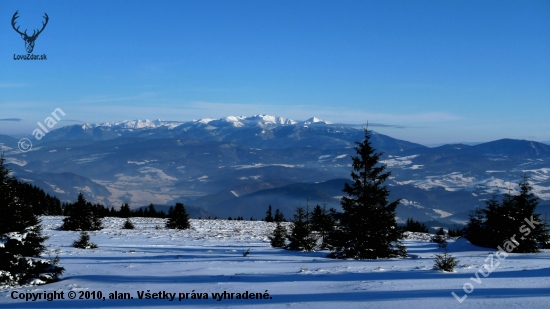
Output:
[
  {"left": 1, "top": 114, "right": 549, "bottom": 227},
  {"left": 82, "top": 115, "right": 331, "bottom": 131}
]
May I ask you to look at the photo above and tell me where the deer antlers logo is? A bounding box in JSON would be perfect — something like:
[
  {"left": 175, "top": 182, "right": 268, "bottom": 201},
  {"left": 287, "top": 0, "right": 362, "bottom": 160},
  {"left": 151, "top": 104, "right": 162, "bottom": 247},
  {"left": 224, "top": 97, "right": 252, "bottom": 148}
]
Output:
[{"left": 11, "top": 11, "right": 49, "bottom": 54}]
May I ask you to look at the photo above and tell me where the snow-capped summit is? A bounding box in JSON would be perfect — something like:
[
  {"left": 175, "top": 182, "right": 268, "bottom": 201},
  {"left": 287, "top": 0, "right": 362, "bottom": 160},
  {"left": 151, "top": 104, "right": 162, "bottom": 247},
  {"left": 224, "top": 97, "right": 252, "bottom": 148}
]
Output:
[
  {"left": 303, "top": 117, "right": 332, "bottom": 125},
  {"left": 81, "top": 123, "right": 94, "bottom": 130},
  {"left": 241, "top": 115, "right": 297, "bottom": 127},
  {"left": 195, "top": 115, "right": 299, "bottom": 128}
]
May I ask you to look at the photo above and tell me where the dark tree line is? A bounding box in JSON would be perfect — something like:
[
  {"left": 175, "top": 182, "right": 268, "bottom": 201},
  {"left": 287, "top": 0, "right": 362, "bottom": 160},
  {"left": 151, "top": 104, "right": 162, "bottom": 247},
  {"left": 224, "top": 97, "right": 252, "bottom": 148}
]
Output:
[
  {"left": 14, "top": 182, "right": 62, "bottom": 215},
  {"left": 0, "top": 171, "right": 63, "bottom": 216},
  {"left": 62, "top": 202, "right": 168, "bottom": 219},
  {"left": 402, "top": 218, "right": 429, "bottom": 233},
  {"left": 465, "top": 177, "right": 550, "bottom": 253},
  {"left": 227, "top": 216, "right": 245, "bottom": 220},
  {"left": 1, "top": 172, "right": 185, "bottom": 221}
]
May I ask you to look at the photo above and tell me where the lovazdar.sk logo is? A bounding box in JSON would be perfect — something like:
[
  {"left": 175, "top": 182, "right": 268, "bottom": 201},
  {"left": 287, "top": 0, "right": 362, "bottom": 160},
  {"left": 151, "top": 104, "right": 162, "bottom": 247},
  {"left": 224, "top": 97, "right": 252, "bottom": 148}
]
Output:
[{"left": 11, "top": 10, "right": 48, "bottom": 60}]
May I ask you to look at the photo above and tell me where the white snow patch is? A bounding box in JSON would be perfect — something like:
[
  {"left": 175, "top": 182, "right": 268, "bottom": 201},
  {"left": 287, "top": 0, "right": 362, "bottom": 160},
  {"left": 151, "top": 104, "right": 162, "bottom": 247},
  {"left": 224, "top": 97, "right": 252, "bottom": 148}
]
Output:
[
  {"left": 400, "top": 199, "right": 425, "bottom": 209},
  {"left": 128, "top": 160, "right": 158, "bottom": 165},
  {"left": 1, "top": 217, "right": 548, "bottom": 309},
  {"left": 432, "top": 209, "right": 453, "bottom": 218},
  {"left": 380, "top": 155, "right": 419, "bottom": 168}
]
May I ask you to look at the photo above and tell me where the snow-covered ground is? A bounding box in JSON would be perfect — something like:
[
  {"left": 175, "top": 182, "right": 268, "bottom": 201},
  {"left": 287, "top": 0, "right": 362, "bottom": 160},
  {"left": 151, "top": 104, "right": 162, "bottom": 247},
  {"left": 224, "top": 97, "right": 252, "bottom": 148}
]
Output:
[{"left": 1, "top": 217, "right": 549, "bottom": 308}]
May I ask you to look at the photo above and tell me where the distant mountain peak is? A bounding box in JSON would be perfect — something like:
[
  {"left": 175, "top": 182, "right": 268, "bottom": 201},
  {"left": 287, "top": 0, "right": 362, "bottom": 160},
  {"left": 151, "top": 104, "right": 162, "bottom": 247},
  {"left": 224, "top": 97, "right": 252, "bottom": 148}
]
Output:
[{"left": 303, "top": 117, "right": 332, "bottom": 125}]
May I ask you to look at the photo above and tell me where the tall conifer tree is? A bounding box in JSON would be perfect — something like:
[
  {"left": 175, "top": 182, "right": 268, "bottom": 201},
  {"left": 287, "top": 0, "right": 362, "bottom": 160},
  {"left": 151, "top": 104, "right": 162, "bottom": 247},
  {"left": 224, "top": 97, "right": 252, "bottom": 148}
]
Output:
[
  {"left": 265, "top": 205, "right": 274, "bottom": 222},
  {"left": 328, "top": 128, "right": 406, "bottom": 259},
  {"left": 269, "top": 222, "right": 287, "bottom": 247},
  {"left": 274, "top": 208, "right": 285, "bottom": 222}
]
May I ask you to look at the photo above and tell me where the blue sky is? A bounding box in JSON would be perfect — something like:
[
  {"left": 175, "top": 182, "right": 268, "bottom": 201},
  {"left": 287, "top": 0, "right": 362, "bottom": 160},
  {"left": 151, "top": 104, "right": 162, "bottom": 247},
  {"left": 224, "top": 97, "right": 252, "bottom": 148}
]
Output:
[{"left": 1, "top": 0, "right": 549, "bottom": 145}]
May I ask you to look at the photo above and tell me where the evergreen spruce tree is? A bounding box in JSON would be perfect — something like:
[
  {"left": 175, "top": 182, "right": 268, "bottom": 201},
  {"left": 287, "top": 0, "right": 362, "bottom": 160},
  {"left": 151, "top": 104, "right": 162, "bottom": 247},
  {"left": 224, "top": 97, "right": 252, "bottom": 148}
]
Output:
[
  {"left": 265, "top": 205, "right": 274, "bottom": 222},
  {"left": 61, "top": 193, "right": 103, "bottom": 231},
  {"left": 73, "top": 231, "right": 98, "bottom": 249},
  {"left": 119, "top": 203, "right": 131, "bottom": 218},
  {"left": 311, "top": 203, "right": 336, "bottom": 249},
  {"left": 274, "top": 208, "right": 285, "bottom": 222},
  {"left": 433, "top": 249, "right": 459, "bottom": 272},
  {"left": 328, "top": 127, "right": 406, "bottom": 259},
  {"left": 465, "top": 177, "right": 550, "bottom": 252},
  {"left": 166, "top": 202, "right": 190, "bottom": 229},
  {"left": 146, "top": 203, "right": 158, "bottom": 218},
  {"left": 432, "top": 227, "right": 447, "bottom": 249},
  {"left": 12, "top": 181, "right": 62, "bottom": 216},
  {"left": 122, "top": 218, "right": 135, "bottom": 229},
  {"left": 465, "top": 206, "right": 487, "bottom": 247},
  {"left": 92, "top": 203, "right": 109, "bottom": 218},
  {"left": 448, "top": 225, "right": 465, "bottom": 237},
  {"left": 159, "top": 210, "right": 167, "bottom": 218},
  {"left": 311, "top": 205, "right": 324, "bottom": 231},
  {"left": 269, "top": 221, "right": 287, "bottom": 247},
  {"left": 0, "top": 154, "right": 64, "bottom": 285},
  {"left": 286, "top": 206, "right": 317, "bottom": 251},
  {"left": 133, "top": 208, "right": 142, "bottom": 217},
  {"left": 510, "top": 177, "right": 550, "bottom": 252}
]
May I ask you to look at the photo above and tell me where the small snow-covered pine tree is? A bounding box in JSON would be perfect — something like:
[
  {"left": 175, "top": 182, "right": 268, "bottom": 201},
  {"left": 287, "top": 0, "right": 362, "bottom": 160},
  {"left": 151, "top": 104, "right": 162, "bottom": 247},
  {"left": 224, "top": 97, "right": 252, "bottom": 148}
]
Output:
[
  {"left": 122, "top": 218, "right": 135, "bottom": 229},
  {"left": 72, "top": 231, "right": 98, "bottom": 249},
  {"left": 433, "top": 249, "right": 459, "bottom": 272}
]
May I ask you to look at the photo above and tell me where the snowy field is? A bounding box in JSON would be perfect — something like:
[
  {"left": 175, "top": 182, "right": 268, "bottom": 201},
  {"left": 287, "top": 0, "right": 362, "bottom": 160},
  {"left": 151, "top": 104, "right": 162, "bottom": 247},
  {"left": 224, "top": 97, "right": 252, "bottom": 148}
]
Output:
[{"left": 1, "top": 217, "right": 549, "bottom": 308}]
